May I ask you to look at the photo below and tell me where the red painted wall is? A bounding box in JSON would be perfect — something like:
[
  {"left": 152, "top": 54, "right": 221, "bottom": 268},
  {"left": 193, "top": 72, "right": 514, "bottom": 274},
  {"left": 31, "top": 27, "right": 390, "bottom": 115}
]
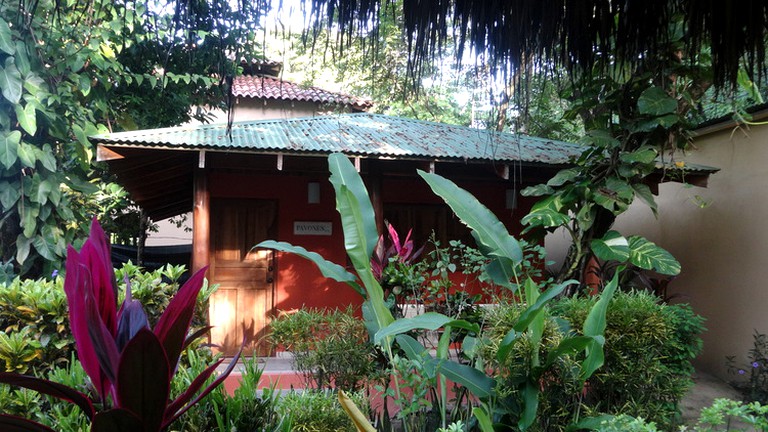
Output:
[{"left": 208, "top": 170, "right": 538, "bottom": 315}]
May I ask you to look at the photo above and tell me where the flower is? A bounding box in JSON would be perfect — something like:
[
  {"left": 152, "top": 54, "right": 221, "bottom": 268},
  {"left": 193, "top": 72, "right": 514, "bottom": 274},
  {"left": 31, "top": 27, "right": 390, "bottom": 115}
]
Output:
[
  {"left": 51, "top": 269, "right": 58, "bottom": 278},
  {"left": 753, "top": 361, "right": 760, "bottom": 368},
  {"left": 738, "top": 369, "right": 746, "bottom": 375}
]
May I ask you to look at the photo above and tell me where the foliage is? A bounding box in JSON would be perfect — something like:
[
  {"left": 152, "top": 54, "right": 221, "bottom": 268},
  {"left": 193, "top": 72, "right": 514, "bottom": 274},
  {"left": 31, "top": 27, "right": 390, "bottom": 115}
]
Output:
[
  {"left": 277, "top": 389, "right": 368, "bottom": 432},
  {"left": 0, "top": 220, "right": 239, "bottom": 432},
  {"left": 520, "top": 19, "right": 714, "bottom": 287},
  {"left": 727, "top": 331, "right": 768, "bottom": 404},
  {"left": 553, "top": 291, "right": 705, "bottom": 430},
  {"left": 260, "top": 153, "right": 620, "bottom": 431},
  {"left": 0, "top": 262, "right": 210, "bottom": 376},
  {"left": 270, "top": 307, "right": 381, "bottom": 391},
  {"left": 0, "top": 0, "right": 263, "bottom": 277},
  {"left": 170, "top": 352, "right": 286, "bottom": 432}
]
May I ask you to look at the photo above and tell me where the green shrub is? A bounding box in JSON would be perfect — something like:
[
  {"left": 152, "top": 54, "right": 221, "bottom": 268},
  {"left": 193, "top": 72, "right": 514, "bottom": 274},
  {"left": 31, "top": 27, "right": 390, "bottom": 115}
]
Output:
[
  {"left": 277, "top": 389, "right": 368, "bottom": 432},
  {"left": 553, "top": 290, "right": 705, "bottom": 430},
  {"left": 270, "top": 307, "right": 381, "bottom": 391}
]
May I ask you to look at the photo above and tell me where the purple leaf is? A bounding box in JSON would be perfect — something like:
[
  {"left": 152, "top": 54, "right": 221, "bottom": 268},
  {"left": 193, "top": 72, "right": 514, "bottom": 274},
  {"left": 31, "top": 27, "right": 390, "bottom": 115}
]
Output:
[
  {"left": 0, "top": 414, "right": 57, "bottom": 432},
  {"left": 116, "top": 282, "right": 150, "bottom": 351},
  {"left": 163, "top": 345, "right": 242, "bottom": 428},
  {"left": 85, "top": 291, "right": 120, "bottom": 385},
  {"left": 116, "top": 329, "right": 170, "bottom": 432},
  {"left": 80, "top": 219, "right": 118, "bottom": 334},
  {"left": 182, "top": 326, "right": 213, "bottom": 351},
  {"left": 0, "top": 373, "right": 94, "bottom": 419},
  {"left": 91, "top": 408, "right": 144, "bottom": 432},
  {"left": 163, "top": 357, "right": 224, "bottom": 421},
  {"left": 153, "top": 267, "right": 208, "bottom": 373},
  {"left": 64, "top": 247, "right": 109, "bottom": 401}
]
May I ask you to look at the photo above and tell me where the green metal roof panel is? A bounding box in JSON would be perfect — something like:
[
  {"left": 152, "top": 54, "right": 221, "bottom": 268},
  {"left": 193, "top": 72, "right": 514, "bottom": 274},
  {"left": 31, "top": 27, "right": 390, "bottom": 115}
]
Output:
[{"left": 91, "top": 113, "right": 582, "bottom": 165}]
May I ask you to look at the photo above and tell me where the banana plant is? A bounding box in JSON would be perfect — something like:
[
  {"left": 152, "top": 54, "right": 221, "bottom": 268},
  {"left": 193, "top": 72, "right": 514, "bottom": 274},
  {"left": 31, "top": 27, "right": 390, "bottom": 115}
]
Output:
[
  {"left": 260, "top": 154, "right": 620, "bottom": 431},
  {"left": 0, "top": 219, "right": 240, "bottom": 431}
]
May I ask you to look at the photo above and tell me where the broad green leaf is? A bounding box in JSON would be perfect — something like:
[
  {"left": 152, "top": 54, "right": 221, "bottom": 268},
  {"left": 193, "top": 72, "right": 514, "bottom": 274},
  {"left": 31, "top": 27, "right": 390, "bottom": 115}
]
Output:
[
  {"left": 521, "top": 195, "right": 571, "bottom": 228},
  {"left": 395, "top": 334, "right": 427, "bottom": 360},
  {"left": 64, "top": 175, "right": 97, "bottom": 194},
  {"left": 23, "top": 74, "right": 45, "bottom": 96},
  {"left": 638, "top": 86, "right": 677, "bottom": 115},
  {"left": 32, "top": 236, "right": 57, "bottom": 261},
  {"left": 16, "top": 102, "right": 36, "bottom": 135},
  {"left": 544, "top": 336, "right": 595, "bottom": 367},
  {"left": 593, "top": 178, "right": 634, "bottom": 213},
  {"left": 14, "top": 42, "right": 30, "bottom": 76},
  {"left": 16, "top": 142, "right": 36, "bottom": 168},
  {"left": 620, "top": 147, "right": 657, "bottom": 164},
  {"left": 519, "top": 381, "right": 539, "bottom": 430},
  {"left": 590, "top": 230, "right": 630, "bottom": 262},
  {"left": 628, "top": 236, "right": 681, "bottom": 275},
  {"left": 36, "top": 145, "right": 57, "bottom": 172},
  {"left": 0, "top": 180, "right": 20, "bottom": 208},
  {"left": 420, "top": 170, "right": 523, "bottom": 261},
  {"left": 581, "top": 271, "right": 620, "bottom": 380},
  {"left": 374, "top": 312, "right": 451, "bottom": 344},
  {"left": 496, "top": 328, "right": 520, "bottom": 363},
  {"left": 632, "top": 183, "right": 658, "bottom": 215},
  {"left": 520, "top": 183, "right": 554, "bottom": 196},
  {"left": 21, "top": 203, "right": 39, "bottom": 238},
  {"left": 435, "top": 360, "right": 494, "bottom": 399},
  {"left": 581, "top": 129, "right": 620, "bottom": 149},
  {"left": 547, "top": 168, "right": 579, "bottom": 187},
  {"left": 514, "top": 279, "right": 575, "bottom": 332},
  {"left": 0, "top": 18, "right": 13, "bottom": 54},
  {"left": 472, "top": 406, "right": 494, "bottom": 432},
  {"left": 255, "top": 240, "right": 363, "bottom": 294},
  {"left": 16, "top": 235, "right": 30, "bottom": 264},
  {"left": 565, "top": 415, "right": 616, "bottom": 432},
  {"left": 79, "top": 74, "right": 91, "bottom": 97},
  {"left": 0, "top": 130, "right": 21, "bottom": 169},
  {"left": 0, "top": 58, "right": 22, "bottom": 103},
  {"left": 31, "top": 176, "right": 54, "bottom": 205},
  {"left": 327, "top": 154, "right": 393, "bottom": 335}
]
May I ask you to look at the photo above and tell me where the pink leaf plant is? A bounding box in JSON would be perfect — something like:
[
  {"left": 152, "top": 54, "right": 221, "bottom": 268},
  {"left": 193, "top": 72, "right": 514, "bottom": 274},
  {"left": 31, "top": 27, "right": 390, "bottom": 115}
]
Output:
[
  {"left": 371, "top": 222, "right": 424, "bottom": 281},
  {"left": 0, "top": 219, "right": 240, "bottom": 432}
]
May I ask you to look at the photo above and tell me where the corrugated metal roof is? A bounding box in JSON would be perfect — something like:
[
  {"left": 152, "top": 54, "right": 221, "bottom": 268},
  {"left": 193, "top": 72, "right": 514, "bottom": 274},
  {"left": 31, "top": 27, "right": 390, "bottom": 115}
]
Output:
[
  {"left": 92, "top": 113, "right": 582, "bottom": 165},
  {"left": 232, "top": 76, "right": 373, "bottom": 111}
]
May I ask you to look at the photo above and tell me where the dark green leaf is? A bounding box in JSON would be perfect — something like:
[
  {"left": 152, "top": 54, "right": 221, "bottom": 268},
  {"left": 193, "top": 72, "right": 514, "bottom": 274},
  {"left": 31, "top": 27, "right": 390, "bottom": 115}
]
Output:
[
  {"left": 16, "top": 142, "right": 35, "bottom": 167},
  {"left": 520, "top": 183, "right": 554, "bottom": 197},
  {"left": 581, "top": 271, "right": 620, "bottom": 380},
  {"left": 395, "top": 334, "right": 427, "bottom": 360},
  {"left": 590, "top": 231, "right": 630, "bottom": 262},
  {"left": 514, "top": 280, "right": 575, "bottom": 332},
  {"left": 16, "top": 235, "right": 30, "bottom": 264},
  {"left": 14, "top": 103, "right": 36, "bottom": 136},
  {"left": 632, "top": 183, "right": 657, "bottom": 215},
  {"left": 0, "top": 130, "right": 20, "bottom": 169},
  {"left": 628, "top": 236, "right": 681, "bottom": 275},
  {"left": 519, "top": 381, "right": 539, "bottom": 430},
  {"left": 32, "top": 236, "right": 57, "bottom": 261},
  {"left": 638, "top": 86, "right": 677, "bottom": 115},
  {"left": 619, "top": 147, "right": 657, "bottom": 164},
  {"left": 0, "top": 18, "right": 14, "bottom": 55},
  {"left": 374, "top": 312, "right": 451, "bottom": 344},
  {"left": 0, "top": 58, "right": 22, "bottom": 103},
  {"left": 0, "top": 180, "right": 20, "bottom": 208},
  {"left": 436, "top": 360, "right": 493, "bottom": 399},
  {"left": 547, "top": 168, "right": 579, "bottom": 187},
  {"left": 582, "top": 130, "right": 620, "bottom": 149}
]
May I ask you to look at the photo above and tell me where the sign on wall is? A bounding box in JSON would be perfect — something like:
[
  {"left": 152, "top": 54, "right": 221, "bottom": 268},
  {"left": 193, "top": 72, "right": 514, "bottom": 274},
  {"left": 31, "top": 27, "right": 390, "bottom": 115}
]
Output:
[{"left": 293, "top": 221, "right": 333, "bottom": 236}]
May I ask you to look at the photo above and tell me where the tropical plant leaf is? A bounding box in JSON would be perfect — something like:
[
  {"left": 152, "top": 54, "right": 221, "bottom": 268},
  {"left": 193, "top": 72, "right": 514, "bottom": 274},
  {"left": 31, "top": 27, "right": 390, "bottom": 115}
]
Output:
[
  {"left": 521, "top": 195, "right": 571, "bottom": 228},
  {"left": 544, "top": 336, "right": 595, "bottom": 367},
  {"left": 0, "top": 130, "right": 20, "bottom": 169},
  {"left": 328, "top": 154, "right": 393, "bottom": 335},
  {"left": 513, "top": 279, "right": 576, "bottom": 332},
  {"left": 0, "top": 373, "right": 94, "bottom": 419},
  {"left": 374, "top": 312, "right": 452, "bottom": 344},
  {"left": 435, "top": 360, "right": 494, "bottom": 399},
  {"left": 0, "top": 58, "right": 22, "bottom": 103},
  {"left": 395, "top": 334, "right": 427, "bottom": 360},
  {"left": 91, "top": 408, "right": 143, "bottom": 432},
  {"left": 338, "top": 390, "right": 377, "bottom": 432},
  {"left": 547, "top": 168, "right": 579, "bottom": 187},
  {"left": 637, "top": 86, "right": 677, "bottom": 115},
  {"left": 632, "top": 183, "right": 658, "bottom": 215},
  {"left": 32, "top": 236, "right": 56, "bottom": 261},
  {"left": 153, "top": 266, "right": 208, "bottom": 374},
  {"left": 472, "top": 406, "right": 495, "bottom": 432},
  {"left": 0, "top": 414, "right": 56, "bottom": 432},
  {"left": 628, "top": 236, "right": 681, "bottom": 275},
  {"left": 581, "top": 129, "right": 620, "bottom": 148},
  {"left": 255, "top": 240, "right": 362, "bottom": 294},
  {"left": 15, "top": 103, "right": 36, "bottom": 136},
  {"left": 0, "top": 18, "right": 14, "bottom": 55},
  {"left": 581, "top": 270, "right": 620, "bottom": 380},
  {"left": 619, "top": 146, "right": 657, "bottom": 164},
  {"left": 117, "top": 329, "right": 170, "bottom": 432},
  {"left": 519, "top": 380, "right": 539, "bottom": 430},
  {"left": 590, "top": 231, "right": 630, "bottom": 262}
]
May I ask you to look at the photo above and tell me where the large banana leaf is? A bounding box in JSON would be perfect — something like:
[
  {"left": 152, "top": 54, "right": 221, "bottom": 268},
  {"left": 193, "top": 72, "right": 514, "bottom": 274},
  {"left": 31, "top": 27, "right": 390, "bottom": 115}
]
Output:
[
  {"left": 419, "top": 170, "right": 522, "bottom": 289},
  {"left": 328, "top": 154, "right": 394, "bottom": 335},
  {"left": 255, "top": 240, "right": 363, "bottom": 295},
  {"left": 580, "top": 270, "right": 620, "bottom": 380}
]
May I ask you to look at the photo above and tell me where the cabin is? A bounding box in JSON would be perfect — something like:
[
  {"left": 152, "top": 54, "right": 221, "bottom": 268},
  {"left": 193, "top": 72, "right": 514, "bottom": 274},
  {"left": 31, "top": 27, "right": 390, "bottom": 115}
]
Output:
[{"left": 92, "top": 113, "right": 583, "bottom": 355}]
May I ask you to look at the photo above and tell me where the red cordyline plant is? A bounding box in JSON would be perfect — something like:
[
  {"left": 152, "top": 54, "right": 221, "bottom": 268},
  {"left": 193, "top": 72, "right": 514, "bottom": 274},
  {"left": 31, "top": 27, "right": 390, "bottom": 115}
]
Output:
[
  {"left": 0, "top": 219, "right": 240, "bottom": 431},
  {"left": 371, "top": 222, "right": 424, "bottom": 281}
]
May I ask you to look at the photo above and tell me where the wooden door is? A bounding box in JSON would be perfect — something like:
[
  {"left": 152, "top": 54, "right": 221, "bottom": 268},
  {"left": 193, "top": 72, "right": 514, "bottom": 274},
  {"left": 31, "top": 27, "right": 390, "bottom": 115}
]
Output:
[{"left": 209, "top": 199, "right": 277, "bottom": 356}]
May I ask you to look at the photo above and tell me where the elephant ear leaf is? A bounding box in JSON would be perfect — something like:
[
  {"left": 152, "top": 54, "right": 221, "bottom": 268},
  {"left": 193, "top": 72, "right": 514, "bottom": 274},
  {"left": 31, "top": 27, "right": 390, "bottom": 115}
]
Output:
[{"left": 628, "top": 236, "right": 680, "bottom": 275}]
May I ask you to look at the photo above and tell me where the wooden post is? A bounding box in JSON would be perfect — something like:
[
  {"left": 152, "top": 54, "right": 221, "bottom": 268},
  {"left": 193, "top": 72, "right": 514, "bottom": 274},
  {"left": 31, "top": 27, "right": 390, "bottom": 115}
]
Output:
[
  {"left": 369, "top": 160, "right": 384, "bottom": 235},
  {"left": 191, "top": 168, "right": 210, "bottom": 274}
]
